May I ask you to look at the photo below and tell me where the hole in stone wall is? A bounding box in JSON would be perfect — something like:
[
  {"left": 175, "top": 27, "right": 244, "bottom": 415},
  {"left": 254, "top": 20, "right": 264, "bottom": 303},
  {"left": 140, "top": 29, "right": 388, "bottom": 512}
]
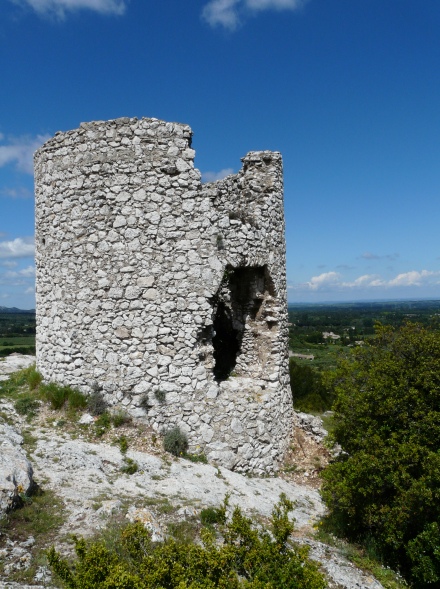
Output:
[
  {"left": 213, "top": 301, "right": 241, "bottom": 381},
  {"left": 212, "top": 265, "right": 275, "bottom": 382}
]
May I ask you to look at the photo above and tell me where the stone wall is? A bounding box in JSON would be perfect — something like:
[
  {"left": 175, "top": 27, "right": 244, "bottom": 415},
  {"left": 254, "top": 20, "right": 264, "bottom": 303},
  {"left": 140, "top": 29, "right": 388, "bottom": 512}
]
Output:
[{"left": 34, "top": 117, "right": 292, "bottom": 473}]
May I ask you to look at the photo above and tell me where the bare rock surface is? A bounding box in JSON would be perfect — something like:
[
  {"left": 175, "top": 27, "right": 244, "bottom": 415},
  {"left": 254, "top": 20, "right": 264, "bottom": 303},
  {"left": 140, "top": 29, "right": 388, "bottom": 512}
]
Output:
[
  {"left": 0, "top": 423, "right": 35, "bottom": 517},
  {"left": 297, "top": 538, "right": 385, "bottom": 589},
  {"left": 0, "top": 358, "right": 385, "bottom": 589},
  {"left": 0, "top": 355, "right": 35, "bottom": 382}
]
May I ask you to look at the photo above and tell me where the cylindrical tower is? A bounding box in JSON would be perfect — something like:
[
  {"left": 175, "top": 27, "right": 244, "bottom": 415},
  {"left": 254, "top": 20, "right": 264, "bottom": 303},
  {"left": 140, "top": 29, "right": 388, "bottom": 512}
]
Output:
[{"left": 34, "top": 117, "right": 292, "bottom": 473}]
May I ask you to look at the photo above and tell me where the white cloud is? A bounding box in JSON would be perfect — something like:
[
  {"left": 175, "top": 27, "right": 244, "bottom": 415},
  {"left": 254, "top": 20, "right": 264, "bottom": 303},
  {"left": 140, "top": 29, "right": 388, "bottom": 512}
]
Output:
[
  {"left": 0, "top": 237, "right": 35, "bottom": 259},
  {"left": 290, "top": 269, "right": 440, "bottom": 294},
  {"left": 202, "top": 0, "right": 307, "bottom": 29},
  {"left": 305, "top": 271, "right": 341, "bottom": 291},
  {"left": 201, "top": 168, "right": 235, "bottom": 182},
  {"left": 0, "top": 186, "right": 33, "bottom": 199},
  {"left": 202, "top": 0, "right": 240, "bottom": 30},
  {"left": 0, "top": 134, "right": 50, "bottom": 174},
  {"left": 5, "top": 265, "right": 35, "bottom": 279},
  {"left": 10, "top": 0, "right": 126, "bottom": 18},
  {"left": 388, "top": 270, "right": 438, "bottom": 287}
]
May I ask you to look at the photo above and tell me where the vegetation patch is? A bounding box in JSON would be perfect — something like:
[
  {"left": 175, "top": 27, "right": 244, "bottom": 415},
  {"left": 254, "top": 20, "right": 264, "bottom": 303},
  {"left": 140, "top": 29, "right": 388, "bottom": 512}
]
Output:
[
  {"left": 0, "top": 487, "right": 65, "bottom": 584},
  {"left": 48, "top": 494, "right": 326, "bottom": 589},
  {"left": 14, "top": 394, "right": 40, "bottom": 419},
  {"left": 120, "top": 457, "right": 138, "bottom": 475},
  {"left": 163, "top": 426, "right": 188, "bottom": 457},
  {"left": 87, "top": 385, "right": 107, "bottom": 416},
  {"left": 321, "top": 322, "right": 440, "bottom": 587}
]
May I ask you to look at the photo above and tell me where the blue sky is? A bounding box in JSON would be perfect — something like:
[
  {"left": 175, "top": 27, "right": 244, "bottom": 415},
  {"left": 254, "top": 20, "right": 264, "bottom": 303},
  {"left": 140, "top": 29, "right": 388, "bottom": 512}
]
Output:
[{"left": 1, "top": 0, "right": 440, "bottom": 308}]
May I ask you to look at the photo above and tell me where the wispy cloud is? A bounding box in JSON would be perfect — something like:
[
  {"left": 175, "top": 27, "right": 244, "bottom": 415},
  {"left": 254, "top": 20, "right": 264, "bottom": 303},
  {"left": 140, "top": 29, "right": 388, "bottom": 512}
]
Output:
[
  {"left": 9, "top": 0, "right": 127, "bottom": 19},
  {"left": 202, "top": 0, "right": 240, "bottom": 30},
  {"left": 4, "top": 265, "right": 35, "bottom": 278},
  {"left": 290, "top": 269, "right": 440, "bottom": 293},
  {"left": 202, "top": 0, "right": 308, "bottom": 30},
  {"left": 247, "top": 0, "right": 306, "bottom": 10},
  {"left": 360, "top": 252, "right": 399, "bottom": 261},
  {"left": 0, "top": 186, "right": 33, "bottom": 199},
  {"left": 0, "top": 134, "right": 50, "bottom": 174},
  {"left": 0, "top": 260, "right": 18, "bottom": 268},
  {"left": 201, "top": 168, "right": 235, "bottom": 182},
  {"left": 0, "top": 237, "right": 35, "bottom": 259}
]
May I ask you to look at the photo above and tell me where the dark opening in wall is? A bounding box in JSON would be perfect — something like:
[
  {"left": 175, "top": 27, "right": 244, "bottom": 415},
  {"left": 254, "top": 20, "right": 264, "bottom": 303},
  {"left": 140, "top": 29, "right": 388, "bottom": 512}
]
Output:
[
  {"left": 212, "top": 265, "right": 275, "bottom": 381},
  {"left": 213, "top": 301, "right": 241, "bottom": 381}
]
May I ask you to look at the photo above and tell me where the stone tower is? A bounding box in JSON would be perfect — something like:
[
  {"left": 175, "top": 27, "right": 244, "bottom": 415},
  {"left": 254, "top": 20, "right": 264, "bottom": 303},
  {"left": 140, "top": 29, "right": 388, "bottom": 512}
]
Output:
[{"left": 34, "top": 117, "right": 292, "bottom": 473}]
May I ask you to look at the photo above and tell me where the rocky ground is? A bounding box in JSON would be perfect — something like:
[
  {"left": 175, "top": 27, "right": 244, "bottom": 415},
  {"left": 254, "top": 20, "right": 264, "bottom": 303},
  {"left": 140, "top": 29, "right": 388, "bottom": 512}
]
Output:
[{"left": 0, "top": 355, "right": 386, "bottom": 589}]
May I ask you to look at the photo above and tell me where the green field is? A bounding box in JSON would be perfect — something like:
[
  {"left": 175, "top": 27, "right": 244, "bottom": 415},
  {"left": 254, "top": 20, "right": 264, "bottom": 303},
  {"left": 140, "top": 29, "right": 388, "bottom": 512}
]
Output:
[
  {"left": 288, "top": 299, "right": 440, "bottom": 372},
  {"left": 0, "top": 312, "right": 36, "bottom": 356}
]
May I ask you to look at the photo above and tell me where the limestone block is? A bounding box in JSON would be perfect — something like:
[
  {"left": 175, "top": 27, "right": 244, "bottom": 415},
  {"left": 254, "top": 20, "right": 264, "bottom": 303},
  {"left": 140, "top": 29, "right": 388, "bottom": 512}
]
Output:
[{"left": 0, "top": 423, "right": 35, "bottom": 517}]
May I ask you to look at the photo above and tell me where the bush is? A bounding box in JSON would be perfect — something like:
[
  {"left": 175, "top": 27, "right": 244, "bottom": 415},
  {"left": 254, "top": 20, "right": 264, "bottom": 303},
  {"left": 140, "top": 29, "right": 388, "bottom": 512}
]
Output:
[
  {"left": 321, "top": 323, "right": 440, "bottom": 587},
  {"left": 163, "top": 426, "right": 188, "bottom": 457},
  {"left": 117, "top": 435, "right": 128, "bottom": 454},
  {"left": 289, "top": 358, "right": 333, "bottom": 413},
  {"left": 120, "top": 457, "right": 138, "bottom": 475},
  {"left": 111, "top": 409, "right": 130, "bottom": 427},
  {"left": 48, "top": 494, "right": 326, "bottom": 589},
  {"left": 39, "top": 382, "right": 86, "bottom": 412},
  {"left": 25, "top": 366, "right": 42, "bottom": 390},
  {"left": 94, "top": 412, "right": 111, "bottom": 437},
  {"left": 87, "top": 385, "right": 107, "bottom": 416},
  {"left": 14, "top": 395, "right": 40, "bottom": 418},
  {"left": 67, "top": 389, "right": 88, "bottom": 410},
  {"left": 200, "top": 504, "right": 227, "bottom": 526},
  {"left": 39, "top": 382, "right": 70, "bottom": 410}
]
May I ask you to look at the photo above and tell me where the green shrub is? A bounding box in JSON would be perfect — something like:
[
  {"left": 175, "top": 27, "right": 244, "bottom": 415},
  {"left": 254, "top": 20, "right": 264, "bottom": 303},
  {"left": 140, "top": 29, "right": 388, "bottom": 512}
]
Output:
[
  {"left": 39, "top": 382, "right": 70, "bottom": 410},
  {"left": 24, "top": 366, "right": 42, "bottom": 390},
  {"left": 200, "top": 504, "right": 227, "bottom": 526},
  {"left": 185, "top": 452, "right": 208, "bottom": 464},
  {"left": 14, "top": 395, "right": 40, "bottom": 418},
  {"left": 117, "top": 436, "right": 128, "bottom": 454},
  {"left": 48, "top": 494, "right": 326, "bottom": 589},
  {"left": 39, "top": 382, "right": 86, "bottom": 411},
  {"left": 289, "top": 358, "right": 333, "bottom": 413},
  {"left": 67, "top": 389, "right": 88, "bottom": 410},
  {"left": 87, "top": 386, "right": 107, "bottom": 416},
  {"left": 111, "top": 409, "right": 130, "bottom": 427},
  {"left": 120, "top": 457, "right": 138, "bottom": 475},
  {"left": 321, "top": 323, "right": 440, "bottom": 587},
  {"left": 94, "top": 412, "right": 111, "bottom": 437},
  {"left": 163, "top": 426, "right": 188, "bottom": 457},
  {"left": 154, "top": 389, "right": 166, "bottom": 403}
]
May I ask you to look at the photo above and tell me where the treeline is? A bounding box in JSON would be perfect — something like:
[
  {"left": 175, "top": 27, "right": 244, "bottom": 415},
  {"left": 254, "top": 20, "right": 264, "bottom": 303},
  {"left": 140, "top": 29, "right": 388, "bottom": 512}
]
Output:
[{"left": 288, "top": 300, "right": 440, "bottom": 346}]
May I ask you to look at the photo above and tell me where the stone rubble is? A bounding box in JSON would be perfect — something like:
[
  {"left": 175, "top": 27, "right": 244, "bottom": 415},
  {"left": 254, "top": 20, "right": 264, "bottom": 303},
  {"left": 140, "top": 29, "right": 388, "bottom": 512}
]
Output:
[{"left": 294, "top": 411, "right": 329, "bottom": 442}]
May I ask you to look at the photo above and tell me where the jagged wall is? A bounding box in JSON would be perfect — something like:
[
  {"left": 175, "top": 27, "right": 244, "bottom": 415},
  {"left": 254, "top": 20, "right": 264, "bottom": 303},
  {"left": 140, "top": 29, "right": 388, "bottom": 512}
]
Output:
[{"left": 34, "top": 117, "right": 292, "bottom": 473}]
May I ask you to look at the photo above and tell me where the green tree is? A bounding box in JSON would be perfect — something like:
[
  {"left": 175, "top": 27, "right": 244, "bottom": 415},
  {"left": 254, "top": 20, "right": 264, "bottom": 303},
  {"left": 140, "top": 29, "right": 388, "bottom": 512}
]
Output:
[
  {"left": 321, "top": 323, "right": 440, "bottom": 587},
  {"left": 289, "top": 358, "right": 333, "bottom": 412}
]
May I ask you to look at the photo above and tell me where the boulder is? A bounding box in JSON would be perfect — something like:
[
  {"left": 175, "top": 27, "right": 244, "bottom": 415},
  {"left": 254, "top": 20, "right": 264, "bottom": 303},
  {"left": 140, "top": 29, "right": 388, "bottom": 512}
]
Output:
[{"left": 0, "top": 422, "right": 35, "bottom": 516}]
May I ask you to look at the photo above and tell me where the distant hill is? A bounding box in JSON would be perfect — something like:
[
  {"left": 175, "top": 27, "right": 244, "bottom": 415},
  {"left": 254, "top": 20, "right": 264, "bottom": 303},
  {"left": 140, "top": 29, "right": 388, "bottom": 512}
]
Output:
[{"left": 0, "top": 306, "right": 35, "bottom": 314}]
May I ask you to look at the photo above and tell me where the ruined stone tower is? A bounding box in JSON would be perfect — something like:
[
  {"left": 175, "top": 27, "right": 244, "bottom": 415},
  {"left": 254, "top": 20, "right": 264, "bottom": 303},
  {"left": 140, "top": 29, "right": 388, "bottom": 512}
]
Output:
[{"left": 34, "top": 117, "right": 292, "bottom": 473}]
